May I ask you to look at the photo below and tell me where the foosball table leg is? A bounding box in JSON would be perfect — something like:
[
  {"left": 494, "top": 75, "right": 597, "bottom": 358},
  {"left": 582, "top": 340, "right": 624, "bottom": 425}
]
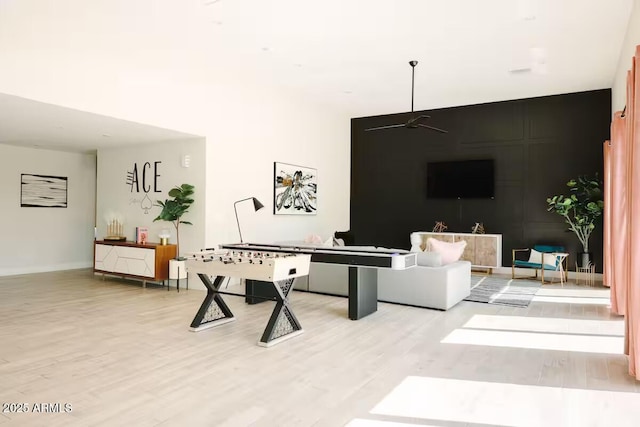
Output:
[
  {"left": 189, "top": 274, "right": 235, "bottom": 331},
  {"left": 258, "top": 278, "right": 304, "bottom": 347}
]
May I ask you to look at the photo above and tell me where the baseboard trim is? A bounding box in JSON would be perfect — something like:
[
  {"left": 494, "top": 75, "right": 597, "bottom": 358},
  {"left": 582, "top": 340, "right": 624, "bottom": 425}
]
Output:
[{"left": 0, "top": 262, "right": 93, "bottom": 277}]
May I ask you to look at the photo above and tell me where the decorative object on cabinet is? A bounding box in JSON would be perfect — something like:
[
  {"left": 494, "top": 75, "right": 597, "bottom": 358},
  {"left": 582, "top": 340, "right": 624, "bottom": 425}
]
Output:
[
  {"left": 546, "top": 174, "right": 603, "bottom": 268},
  {"left": 135, "top": 226, "right": 149, "bottom": 244},
  {"left": 94, "top": 240, "right": 176, "bottom": 287},
  {"left": 105, "top": 214, "right": 126, "bottom": 241},
  {"left": 20, "top": 174, "right": 68, "bottom": 208},
  {"left": 234, "top": 197, "right": 264, "bottom": 242},
  {"left": 471, "top": 222, "right": 485, "bottom": 234},
  {"left": 274, "top": 162, "right": 317, "bottom": 215},
  {"left": 432, "top": 221, "right": 448, "bottom": 232},
  {"left": 154, "top": 183, "right": 195, "bottom": 257},
  {"left": 158, "top": 228, "right": 170, "bottom": 245}
]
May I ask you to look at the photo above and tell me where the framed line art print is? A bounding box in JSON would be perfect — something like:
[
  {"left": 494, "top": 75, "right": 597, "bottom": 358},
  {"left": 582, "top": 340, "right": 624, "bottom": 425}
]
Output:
[
  {"left": 20, "top": 174, "right": 68, "bottom": 208},
  {"left": 273, "top": 162, "right": 317, "bottom": 215}
]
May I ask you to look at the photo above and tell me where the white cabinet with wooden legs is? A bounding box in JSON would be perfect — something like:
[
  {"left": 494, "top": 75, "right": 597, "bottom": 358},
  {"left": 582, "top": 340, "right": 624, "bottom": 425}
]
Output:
[{"left": 94, "top": 240, "right": 176, "bottom": 287}]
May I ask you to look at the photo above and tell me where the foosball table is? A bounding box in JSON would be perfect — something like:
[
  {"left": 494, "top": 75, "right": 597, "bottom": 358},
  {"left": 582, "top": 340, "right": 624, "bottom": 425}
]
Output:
[{"left": 185, "top": 249, "right": 311, "bottom": 347}]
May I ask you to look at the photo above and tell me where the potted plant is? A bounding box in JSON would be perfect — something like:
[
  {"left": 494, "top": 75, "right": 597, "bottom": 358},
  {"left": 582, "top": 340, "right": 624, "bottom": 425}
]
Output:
[
  {"left": 154, "top": 183, "right": 195, "bottom": 258},
  {"left": 546, "top": 175, "right": 604, "bottom": 267}
]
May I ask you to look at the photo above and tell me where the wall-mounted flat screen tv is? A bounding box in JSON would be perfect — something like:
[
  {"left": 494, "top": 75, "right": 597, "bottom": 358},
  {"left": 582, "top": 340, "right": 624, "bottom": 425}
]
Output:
[{"left": 427, "top": 159, "right": 495, "bottom": 199}]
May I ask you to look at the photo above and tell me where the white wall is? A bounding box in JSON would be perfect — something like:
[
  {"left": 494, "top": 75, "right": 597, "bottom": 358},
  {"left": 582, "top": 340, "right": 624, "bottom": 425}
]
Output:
[
  {"left": 96, "top": 138, "right": 206, "bottom": 257},
  {"left": 201, "top": 85, "right": 350, "bottom": 248},
  {"left": 0, "top": 145, "right": 96, "bottom": 276},
  {"left": 613, "top": 0, "right": 640, "bottom": 112},
  {"left": 0, "top": 0, "right": 352, "bottom": 270}
]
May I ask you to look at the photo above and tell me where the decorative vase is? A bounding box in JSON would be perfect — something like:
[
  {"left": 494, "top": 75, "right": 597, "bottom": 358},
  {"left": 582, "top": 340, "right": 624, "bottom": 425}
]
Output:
[{"left": 577, "top": 252, "right": 593, "bottom": 268}]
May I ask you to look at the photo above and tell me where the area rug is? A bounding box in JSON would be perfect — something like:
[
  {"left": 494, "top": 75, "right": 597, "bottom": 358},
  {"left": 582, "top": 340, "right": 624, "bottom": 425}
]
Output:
[{"left": 464, "top": 276, "right": 542, "bottom": 307}]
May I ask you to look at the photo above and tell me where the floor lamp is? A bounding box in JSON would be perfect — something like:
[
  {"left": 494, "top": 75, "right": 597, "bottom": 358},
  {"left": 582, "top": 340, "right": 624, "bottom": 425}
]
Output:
[{"left": 234, "top": 197, "right": 264, "bottom": 243}]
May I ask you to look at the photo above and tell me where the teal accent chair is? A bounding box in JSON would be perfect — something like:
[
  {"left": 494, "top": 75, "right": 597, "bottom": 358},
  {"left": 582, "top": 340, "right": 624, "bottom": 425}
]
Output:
[{"left": 512, "top": 245, "right": 569, "bottom": 285}]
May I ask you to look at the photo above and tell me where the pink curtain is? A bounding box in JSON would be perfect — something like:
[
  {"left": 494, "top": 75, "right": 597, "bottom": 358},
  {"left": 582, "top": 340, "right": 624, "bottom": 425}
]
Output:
[
  {"left": 610, "top": 44, "right": 640, "bottom": 379},
  {"left": 603, "top": 140, "right": 611, "bottom": 288},
  {"left": 609, "top": 112, "right": 627, "bottom": 315},
  {"left": 624, "top": 46, "right": 640, "bottom": 380}
]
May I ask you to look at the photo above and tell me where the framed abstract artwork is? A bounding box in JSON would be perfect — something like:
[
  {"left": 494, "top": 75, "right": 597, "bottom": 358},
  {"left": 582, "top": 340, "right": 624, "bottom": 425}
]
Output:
[
  {"left": 273, "top": 162, "right": 317, "bottom": 215},
  {"left": 20, "top": 174, "right": 68, "bottom": 208}
]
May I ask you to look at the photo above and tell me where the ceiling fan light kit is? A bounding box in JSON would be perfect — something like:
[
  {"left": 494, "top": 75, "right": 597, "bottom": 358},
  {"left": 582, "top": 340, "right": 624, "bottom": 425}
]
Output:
[{"left": 365, "top": 60, "right": 448, "bottom": 133}]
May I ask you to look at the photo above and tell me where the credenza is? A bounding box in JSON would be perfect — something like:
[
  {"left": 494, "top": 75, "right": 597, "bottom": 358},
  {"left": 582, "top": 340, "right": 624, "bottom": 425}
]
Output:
[
  {"left": 94, "top": 240, "right": 177, "bottom": 286},
  {"left": 414, "top": 232, "right": 502, "bottom": 270}
]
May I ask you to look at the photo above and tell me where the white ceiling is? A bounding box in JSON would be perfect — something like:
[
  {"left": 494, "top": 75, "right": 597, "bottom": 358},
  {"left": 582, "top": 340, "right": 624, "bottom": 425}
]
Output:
[
  {"left": 199, "top": 0, "right": 633, "bottom": 116},
  {"left": 0, "top": 0, "right": 634, "bottom": 151},
  {"left": 0, "top": 93, "right": 201, "bottom": 153}
]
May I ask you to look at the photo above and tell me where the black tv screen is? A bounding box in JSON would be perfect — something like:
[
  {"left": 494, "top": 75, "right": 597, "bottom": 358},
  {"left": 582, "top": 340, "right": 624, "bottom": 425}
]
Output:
[{"left": 427, "top": 159, "right": 495, "bottom": 199}]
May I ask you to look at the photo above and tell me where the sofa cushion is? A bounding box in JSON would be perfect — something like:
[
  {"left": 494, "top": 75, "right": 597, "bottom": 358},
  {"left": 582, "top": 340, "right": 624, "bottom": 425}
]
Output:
[
  {"left": 528, "top": 249, "right": 558, "bottom": 268},
  {"left": 304, "top": 234, "right": 323, "bottom": 244},
  {"left": 427, "top": 237, "right": 466, "bottom": 265},
  {"left": 410, "top": 232, "right": 423, "bottom": 252},
  {"left": 514, "top": 260, "right": 561, "bottom": 271},
  {"left": 416, "top": 251, "right": 442, "bottom": 267},
  {"left": 377, "top": 247, "right": 408, "bottom": 253}
]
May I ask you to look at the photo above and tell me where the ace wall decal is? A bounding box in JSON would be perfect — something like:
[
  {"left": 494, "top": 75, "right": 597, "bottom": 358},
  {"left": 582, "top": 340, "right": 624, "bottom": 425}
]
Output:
[
  {"left": 126, "top": 161, "right": 162, "bottom": 214},
  {"left": 273, "top": 162, "right": 317, "bottom": 215},
  {"left": 21, "top": 174, "right": 68, "bottom": 208}
]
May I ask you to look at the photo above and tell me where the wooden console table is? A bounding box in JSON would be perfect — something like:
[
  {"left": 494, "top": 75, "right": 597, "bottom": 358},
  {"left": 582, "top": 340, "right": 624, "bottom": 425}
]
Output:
[
  {"left": 414, "top": 231, "right": 502, "bottom": 272},
  {"left": 94, "top": 240, "right": 177, "bottom": 287}
]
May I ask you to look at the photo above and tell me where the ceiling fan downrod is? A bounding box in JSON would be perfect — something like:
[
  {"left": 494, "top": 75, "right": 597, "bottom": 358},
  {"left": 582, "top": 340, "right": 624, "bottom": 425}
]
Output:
[{"left": 409, "top": 60, "right": 418, "bottom": 113}]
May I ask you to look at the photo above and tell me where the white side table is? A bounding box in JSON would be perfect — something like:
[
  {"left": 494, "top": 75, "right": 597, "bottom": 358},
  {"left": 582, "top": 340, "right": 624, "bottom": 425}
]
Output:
[
  {"left": 169, "top": 259, "right": 188, "bottom": 292},
  {"left": 575, "top": 263, "right": 595, "bottom": 286}
]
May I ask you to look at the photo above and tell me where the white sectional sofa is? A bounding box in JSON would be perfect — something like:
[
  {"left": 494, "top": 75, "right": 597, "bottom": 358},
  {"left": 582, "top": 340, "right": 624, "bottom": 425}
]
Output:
[
  {"left": 377, "top": 253, "right": 471, "bottom": 310},
  {"left": 376, "top": 234, "right": 472, "bottom": 310},
  {"left": 281, "top": 235, "right": 471, "bottom": 310},
  {"left": 293, "top": 247, "right": 470, "bottom": 311}
]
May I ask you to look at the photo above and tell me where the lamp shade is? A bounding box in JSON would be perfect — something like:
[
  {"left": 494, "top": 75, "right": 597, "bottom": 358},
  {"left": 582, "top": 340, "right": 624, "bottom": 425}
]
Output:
[
  {"left": 234, "top": 196, "right": 265, "bottom": 243},
  {"left": 252, "top": 197, "right": 264, "bottom": 211}
]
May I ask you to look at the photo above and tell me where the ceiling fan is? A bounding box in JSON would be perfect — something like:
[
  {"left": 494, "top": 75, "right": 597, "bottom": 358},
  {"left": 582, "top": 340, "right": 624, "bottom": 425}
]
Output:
[{"left": 365, "top": 60, "right": 448, "bottom": 133}]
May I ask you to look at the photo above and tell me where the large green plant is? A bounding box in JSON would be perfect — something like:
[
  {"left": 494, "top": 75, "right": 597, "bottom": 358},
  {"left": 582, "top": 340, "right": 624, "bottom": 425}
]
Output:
[
  {"left": 546, "top": 175, "right": 604, "bottom": 253},
  {"left": 154, "top": 183, "right": 194, "bottom": 257}
]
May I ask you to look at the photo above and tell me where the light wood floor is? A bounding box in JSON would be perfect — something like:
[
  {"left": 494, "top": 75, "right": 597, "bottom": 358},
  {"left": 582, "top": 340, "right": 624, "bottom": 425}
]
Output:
[{"left": 0, "top": 270, "right": 637, "bottom": 426}]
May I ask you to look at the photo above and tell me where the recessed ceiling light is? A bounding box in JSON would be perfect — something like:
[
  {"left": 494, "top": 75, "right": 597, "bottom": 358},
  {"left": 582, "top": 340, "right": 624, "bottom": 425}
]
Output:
[
  {"left": 343, "top": 90, "right": 353, "bottom": 94},
  {"left": 102, "top": 133, "right": 112, "bottom": 137},
  {"left": 262, "top": 47, "right": 270, "bottom": 52}
]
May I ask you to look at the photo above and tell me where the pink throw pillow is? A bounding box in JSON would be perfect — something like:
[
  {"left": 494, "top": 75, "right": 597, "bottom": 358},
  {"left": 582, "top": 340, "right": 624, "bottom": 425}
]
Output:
[
  {"left": 427, "top": 238, "right": 466, "bottom": 265},
  {"left": 304, "top": 234, "right": 323, "bottom": 244}
]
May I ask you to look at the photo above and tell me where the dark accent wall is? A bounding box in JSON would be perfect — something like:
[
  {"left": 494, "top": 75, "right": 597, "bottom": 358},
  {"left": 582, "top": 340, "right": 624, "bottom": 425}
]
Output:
[{"left": 350, "top": 89, "right": 610, "bottom": 271}]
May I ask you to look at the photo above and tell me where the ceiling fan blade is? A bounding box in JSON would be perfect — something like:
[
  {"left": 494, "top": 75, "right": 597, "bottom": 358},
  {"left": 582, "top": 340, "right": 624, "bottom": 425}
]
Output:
[
  {"left": 416, "top": 123, "right": 448, "bottom": 133},
  {"left": 364, "top": 123, "right": 407, "bottom": 131},
  {"left": 413, "top": 114, "right": 432, "bottom": 120},
  {"left": 407, "top": 114, "right": 431, "bottom": 125}
]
